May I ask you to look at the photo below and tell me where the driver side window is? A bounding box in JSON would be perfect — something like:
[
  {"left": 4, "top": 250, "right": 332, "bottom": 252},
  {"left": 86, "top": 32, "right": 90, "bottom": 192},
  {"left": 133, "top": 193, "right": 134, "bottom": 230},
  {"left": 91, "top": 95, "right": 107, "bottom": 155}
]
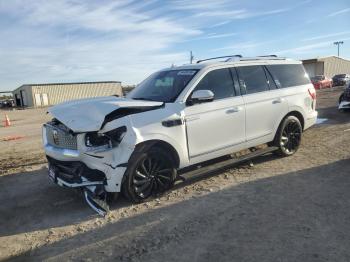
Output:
[{"left": 193, "top": 68, "right": 235, "bottom": 100}]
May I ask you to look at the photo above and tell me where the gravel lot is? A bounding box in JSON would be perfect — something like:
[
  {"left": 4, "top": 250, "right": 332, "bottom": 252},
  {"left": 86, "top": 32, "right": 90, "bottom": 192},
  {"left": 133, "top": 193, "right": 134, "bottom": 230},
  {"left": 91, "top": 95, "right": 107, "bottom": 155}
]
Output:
[{"left": 0, "top": 87, "right": 349, "bottom": 262}]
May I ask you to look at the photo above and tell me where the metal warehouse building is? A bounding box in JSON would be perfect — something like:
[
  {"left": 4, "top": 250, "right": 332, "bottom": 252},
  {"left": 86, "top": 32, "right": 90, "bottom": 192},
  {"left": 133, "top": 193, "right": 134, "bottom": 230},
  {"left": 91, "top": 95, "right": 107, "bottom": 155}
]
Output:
[
  {"left": 12, "top": 81, "right": 122, "bottom": 107},
  {"left": 302, "top": 56, "right": 350, "bottom": 78}
]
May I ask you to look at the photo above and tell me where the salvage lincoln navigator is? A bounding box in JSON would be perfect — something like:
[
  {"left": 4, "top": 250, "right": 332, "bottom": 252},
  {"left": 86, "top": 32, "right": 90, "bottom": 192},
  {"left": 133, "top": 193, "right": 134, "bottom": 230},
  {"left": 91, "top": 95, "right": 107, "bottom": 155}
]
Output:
[{"left": 43, "top": 55, "right": 317, "bottom": 215}]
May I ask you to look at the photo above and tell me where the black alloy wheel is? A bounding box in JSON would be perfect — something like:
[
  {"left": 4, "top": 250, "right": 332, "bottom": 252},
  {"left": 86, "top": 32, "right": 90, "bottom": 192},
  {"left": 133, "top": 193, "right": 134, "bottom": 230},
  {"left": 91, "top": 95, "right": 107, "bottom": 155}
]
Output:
[
  {"left": 280, "top": 120, "right": 302, "bottom": 154},
  {"left": 273, "top": 116, "right": 302, "bottom": 156},
  {"left": 123, "top": 147, "right": 176, "bottom": 203}
]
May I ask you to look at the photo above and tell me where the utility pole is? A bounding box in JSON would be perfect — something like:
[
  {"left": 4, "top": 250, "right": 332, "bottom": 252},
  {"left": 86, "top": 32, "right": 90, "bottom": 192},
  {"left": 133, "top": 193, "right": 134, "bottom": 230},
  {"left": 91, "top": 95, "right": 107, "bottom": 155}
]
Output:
[
  {"left": 190, "top": 51, "right": 194, "bottom": 64},
  {"left": 334, "top": 41, "right": 344, "bottom": 57}
]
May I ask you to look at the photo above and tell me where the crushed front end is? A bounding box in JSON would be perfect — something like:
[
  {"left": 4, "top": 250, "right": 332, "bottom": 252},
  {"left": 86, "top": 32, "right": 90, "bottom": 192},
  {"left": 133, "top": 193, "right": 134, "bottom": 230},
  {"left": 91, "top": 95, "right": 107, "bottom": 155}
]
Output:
[
  {"left": 42, "top": 118, "right": 133, "bottom": 216},
  {"left": 42, "top": 96, "right": 164, "bottom": 215}
]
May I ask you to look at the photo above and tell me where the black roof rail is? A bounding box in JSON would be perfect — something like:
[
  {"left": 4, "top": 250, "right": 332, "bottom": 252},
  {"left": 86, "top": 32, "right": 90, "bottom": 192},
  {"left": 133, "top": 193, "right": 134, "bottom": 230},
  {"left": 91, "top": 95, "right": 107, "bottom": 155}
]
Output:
[
  {"left": 196, "top": 54, "right": 287, "bottom": 64},
  {"left": 240, "top": 56, "right": 286, "bottom": 61},
  {"left": 257, "top": 55, "right": 278, "bottom": 57},
  {"left": 197, "top": 55, "right": 242, "bottom": 64}
]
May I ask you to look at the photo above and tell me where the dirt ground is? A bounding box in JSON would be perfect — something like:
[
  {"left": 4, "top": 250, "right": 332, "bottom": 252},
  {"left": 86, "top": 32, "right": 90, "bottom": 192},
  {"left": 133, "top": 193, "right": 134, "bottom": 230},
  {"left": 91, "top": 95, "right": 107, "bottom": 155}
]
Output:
[{"left": 0, "top": 87, "right": 350, "bottom": 262}]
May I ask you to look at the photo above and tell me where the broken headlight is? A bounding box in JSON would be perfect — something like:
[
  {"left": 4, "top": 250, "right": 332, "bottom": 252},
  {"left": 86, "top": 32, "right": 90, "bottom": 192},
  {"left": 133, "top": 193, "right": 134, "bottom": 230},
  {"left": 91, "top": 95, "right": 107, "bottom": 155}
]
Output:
[{"left": 85, "top": 126, "right": 127, "bottom": 151}]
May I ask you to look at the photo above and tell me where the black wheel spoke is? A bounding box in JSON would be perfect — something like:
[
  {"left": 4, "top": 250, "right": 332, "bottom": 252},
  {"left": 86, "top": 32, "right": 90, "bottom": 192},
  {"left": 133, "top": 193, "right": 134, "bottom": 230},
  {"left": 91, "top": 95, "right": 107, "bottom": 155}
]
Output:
[
  {"left": 150, "top": 159, "right": 160, "bottom": 174},
  {"left": 290, "top": 138, "right": 296, "bottom": 149},
  {"left": 135, "top": 180, "right": 151, "bottom": 193},
  {"left": 280, "top": 120, "right": 301, "bottom": 154},
  {"left": 157, "top": 174, "right": 171, "bottom": 181},
  {"left": 141, "top": 162, "right": 149, "bottom": 176},
  {"left": 133, "top": 178, "right": 149, "bottom": 186},
  {"left": 132, "top": 152, "right": 175, "bottom": 199},
  {"left": 147, "top": 158, "right": 152, "bottom": 172},
  {"left": 157, "top": 168, "right": 172, "bottom": 174},
  {"left": 135, "top": 170, "right": 147, "bottom": 179},
  {"left": 141, "top": 180, "right": 153, "bottom": 198},
  {"left": 156, "top": 177, "right": 166, "bottom": 190}
]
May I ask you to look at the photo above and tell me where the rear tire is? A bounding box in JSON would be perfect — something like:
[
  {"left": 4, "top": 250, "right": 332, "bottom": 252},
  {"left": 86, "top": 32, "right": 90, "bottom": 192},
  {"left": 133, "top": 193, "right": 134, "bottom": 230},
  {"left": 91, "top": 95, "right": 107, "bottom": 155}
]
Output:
[
  {"left": 272, "top": 116, "right": 302, "bottom": 157},
  {"left": 122, "top": 147, "right": 176, "bottom": 203}
]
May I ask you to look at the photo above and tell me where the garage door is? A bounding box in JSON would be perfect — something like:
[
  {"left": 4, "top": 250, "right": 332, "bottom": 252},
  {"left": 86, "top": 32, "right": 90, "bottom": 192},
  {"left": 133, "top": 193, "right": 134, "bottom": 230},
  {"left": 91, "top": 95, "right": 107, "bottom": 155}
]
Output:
[
  {"left": 34, "top": 94, "right": 42, "bottom": 107},
  {"left": 42, "top": 94, "right": 49, "bottom": 106}
]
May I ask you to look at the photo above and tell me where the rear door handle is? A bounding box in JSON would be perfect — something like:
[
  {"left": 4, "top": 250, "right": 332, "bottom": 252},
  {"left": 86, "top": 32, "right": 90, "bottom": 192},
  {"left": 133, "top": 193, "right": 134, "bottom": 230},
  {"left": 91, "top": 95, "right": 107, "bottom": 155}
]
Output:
[
  {"left": 186, "top": 116, "right": 200, "bottom": 122},
  {"left": 272, "top": 98, "right": 284, "bottom": 104}
]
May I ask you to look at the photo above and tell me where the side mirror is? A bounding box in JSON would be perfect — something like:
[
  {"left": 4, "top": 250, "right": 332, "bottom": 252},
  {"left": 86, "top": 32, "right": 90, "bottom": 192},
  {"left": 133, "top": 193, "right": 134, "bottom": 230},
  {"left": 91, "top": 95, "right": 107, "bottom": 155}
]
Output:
[{"left": 189, "top": 90, "right": 214, "bottom": 104}]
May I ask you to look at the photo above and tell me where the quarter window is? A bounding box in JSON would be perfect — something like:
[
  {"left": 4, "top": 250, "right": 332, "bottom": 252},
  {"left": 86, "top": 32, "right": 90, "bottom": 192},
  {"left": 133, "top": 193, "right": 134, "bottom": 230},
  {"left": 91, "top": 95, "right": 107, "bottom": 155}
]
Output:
[
  {"left": 264, "top": 67, "right": 278, "bottom": 90},
  {"left": 236, "top": 66, "right": 269, "bottom": 94},
  {"left": 266, "top": 64, "right": 310, "bottom": 88},
  {"left": 193, "top": 68, "right": 235, "bottom": 100}
]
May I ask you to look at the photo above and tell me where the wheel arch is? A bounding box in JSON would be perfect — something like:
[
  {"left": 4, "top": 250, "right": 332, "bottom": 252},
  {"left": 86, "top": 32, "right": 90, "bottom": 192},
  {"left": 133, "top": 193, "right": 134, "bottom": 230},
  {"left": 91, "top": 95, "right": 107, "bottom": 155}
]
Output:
[
  {"left": 284, "top": 110, "right": 305, "bottom": 130},
  {"left": 271, "top": 110, "right": 305, "bottom": 144},
  {"left": 134, "top": 139, "right": 181, "bottom": 168}
]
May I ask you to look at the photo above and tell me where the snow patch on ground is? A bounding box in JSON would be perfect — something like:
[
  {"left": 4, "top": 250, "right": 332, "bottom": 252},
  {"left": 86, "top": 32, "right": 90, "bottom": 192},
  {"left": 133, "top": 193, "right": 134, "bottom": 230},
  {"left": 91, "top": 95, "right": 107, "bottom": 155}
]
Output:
[{"left": 316, "top": 118, "right": 328, "bottom": 124}]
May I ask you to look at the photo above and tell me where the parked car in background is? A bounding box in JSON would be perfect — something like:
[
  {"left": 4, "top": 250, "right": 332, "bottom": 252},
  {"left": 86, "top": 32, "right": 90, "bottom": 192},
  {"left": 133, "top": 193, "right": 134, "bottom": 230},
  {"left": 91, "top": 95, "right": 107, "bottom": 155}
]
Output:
[
  {"left": 311, "top": 75, "right": 332, "bottom": 89},
  {"left": 332, "top": 74, "right": 350, "bottom": 87},
  {"left": 0, "top": 99, "right": 15, "bottom": 108},
  {"left": 338, "top": 82, "right": 350, "bottom": 110}
]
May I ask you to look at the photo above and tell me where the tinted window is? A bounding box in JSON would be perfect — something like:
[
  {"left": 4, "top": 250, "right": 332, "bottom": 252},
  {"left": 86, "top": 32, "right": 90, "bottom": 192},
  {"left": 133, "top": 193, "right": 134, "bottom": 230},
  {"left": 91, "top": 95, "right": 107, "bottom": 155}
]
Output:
[
  {"left": 266, "top": 64, "right": 310, "bottom": 88},
  {"left": 236, "top": 66, "right": 269, "bottom": 94},
  {"left": 128, "top": 69, "right": 198, "bottom": 102},
  {"left": 194, "top": 68, "right": 235, "bottom": 100},
  {"left": 264, "top": 67, "right": 278, "bottom": 90}
]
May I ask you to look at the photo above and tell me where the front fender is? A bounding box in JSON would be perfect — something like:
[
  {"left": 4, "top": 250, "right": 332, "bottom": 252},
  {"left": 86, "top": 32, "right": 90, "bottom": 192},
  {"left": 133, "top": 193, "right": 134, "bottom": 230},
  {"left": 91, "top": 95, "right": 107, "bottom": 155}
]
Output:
[{"left": 134, "top": 132, "right": 189, "bottom": 168}]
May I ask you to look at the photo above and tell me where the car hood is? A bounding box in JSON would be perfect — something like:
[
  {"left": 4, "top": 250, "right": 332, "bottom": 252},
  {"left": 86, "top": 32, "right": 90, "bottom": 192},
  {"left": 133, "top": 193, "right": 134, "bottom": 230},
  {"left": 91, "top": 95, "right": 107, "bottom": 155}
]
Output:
[{"left": 48, "top": 96, "right": 163, "bottom": 133}]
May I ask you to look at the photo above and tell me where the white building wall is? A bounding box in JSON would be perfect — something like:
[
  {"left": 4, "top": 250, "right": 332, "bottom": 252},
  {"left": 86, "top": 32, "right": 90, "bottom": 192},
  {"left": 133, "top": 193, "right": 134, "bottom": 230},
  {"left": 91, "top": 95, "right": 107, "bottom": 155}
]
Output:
[
  {"left": 320, "top": 56, "right": 350, "bottom": 77},
  {"left": 15, "top": 82, "right": 121, "bottom": 107},
  {"left": 12, "top": 85, "right": 34, "bottom": 107}
]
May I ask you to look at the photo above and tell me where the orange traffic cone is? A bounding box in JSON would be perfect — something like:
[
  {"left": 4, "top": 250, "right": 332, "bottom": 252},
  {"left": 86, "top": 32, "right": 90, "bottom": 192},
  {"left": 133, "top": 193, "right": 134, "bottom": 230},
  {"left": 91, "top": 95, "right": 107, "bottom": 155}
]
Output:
[{"left": 4, "top": 114, "right": 11, "bottom": 127}]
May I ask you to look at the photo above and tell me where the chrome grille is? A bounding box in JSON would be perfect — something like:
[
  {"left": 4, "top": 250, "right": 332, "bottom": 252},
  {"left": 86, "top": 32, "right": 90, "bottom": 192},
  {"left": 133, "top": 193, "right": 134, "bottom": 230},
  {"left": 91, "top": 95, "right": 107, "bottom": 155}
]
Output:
[{"left": 46, "top": 124, "right": 77, "bottom": 150}]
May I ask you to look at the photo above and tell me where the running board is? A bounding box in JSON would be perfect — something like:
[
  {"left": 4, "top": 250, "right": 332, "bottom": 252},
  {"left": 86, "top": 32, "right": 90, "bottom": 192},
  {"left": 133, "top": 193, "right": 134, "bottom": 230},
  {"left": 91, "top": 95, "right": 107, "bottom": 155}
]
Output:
[{"left": 178, "top": 146, "right": 278, "bottom": 182}]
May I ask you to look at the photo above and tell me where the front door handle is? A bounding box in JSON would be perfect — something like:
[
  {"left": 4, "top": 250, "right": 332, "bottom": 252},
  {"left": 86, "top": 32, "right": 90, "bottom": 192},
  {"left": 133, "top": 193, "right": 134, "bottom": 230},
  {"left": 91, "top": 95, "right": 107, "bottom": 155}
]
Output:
[
  {"left": 186, "top": 116, "right": 200, "bottom": 122},
  {"left": 226, "top": 106, "right": 243, "bottom": 114}
]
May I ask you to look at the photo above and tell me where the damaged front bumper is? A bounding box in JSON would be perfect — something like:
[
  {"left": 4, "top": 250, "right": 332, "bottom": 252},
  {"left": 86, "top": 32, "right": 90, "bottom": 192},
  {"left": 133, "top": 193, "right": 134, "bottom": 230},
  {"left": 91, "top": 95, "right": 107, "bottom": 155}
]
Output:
[
  {"left": 47, "top": 156, "right": 110, "bottom": 216},
  {"left": 43, "top": 124, "right": 134, "bottom": 216}
]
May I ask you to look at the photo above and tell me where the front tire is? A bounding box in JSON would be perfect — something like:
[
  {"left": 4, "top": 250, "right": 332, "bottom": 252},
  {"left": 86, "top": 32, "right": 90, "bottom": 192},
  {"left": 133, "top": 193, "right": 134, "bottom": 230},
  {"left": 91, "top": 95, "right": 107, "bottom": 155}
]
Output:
[
  {"left": 273, "top": 116, "right": 302, "bottom": 156},
  {"left": 122, "top": 147, "right": 176, "bottom": 203}
]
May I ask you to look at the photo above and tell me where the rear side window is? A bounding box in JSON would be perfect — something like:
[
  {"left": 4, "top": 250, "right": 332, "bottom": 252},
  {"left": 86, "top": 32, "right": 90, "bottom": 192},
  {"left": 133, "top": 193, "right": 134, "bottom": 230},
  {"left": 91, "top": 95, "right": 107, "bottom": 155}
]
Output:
[
  {"left": 194, "top": 68, "right": 235, "bottom": 100},
  {"left": 266, "top": 64, "right": 310, "bottom": 88},
  {"left": 264, "top": 67, "right": 278, "bottom": 90},
  {"left": 236, "top": 66, "right": 269, "bottom": 94}
]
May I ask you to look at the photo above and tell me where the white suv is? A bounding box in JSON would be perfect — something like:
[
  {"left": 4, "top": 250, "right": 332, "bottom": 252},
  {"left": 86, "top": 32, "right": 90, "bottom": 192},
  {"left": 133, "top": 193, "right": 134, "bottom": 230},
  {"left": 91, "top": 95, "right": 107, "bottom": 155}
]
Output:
[{"left": 43, "top": 55, "right": 317, "bottom": 215}]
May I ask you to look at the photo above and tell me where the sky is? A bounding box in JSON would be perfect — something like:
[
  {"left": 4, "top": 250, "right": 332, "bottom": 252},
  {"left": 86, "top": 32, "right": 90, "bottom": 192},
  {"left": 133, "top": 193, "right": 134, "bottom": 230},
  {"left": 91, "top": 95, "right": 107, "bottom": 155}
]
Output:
[{"left": 0, "top": 0, "right": 350, "bottom": 91}]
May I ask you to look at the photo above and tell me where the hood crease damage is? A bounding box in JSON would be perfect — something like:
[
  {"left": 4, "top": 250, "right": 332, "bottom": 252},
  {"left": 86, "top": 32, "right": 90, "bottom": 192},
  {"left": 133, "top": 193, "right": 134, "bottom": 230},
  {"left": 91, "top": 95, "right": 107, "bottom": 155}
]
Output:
[{"left": 48, "top": 96, "right": 164, "bottom": 132}]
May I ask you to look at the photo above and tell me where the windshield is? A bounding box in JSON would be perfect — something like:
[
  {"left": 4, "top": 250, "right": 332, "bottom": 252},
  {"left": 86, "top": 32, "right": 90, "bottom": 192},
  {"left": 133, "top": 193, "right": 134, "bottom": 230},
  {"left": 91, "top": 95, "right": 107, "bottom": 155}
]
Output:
[{"left": 128, "top": 69, "right": 198, "bottom": 103}]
